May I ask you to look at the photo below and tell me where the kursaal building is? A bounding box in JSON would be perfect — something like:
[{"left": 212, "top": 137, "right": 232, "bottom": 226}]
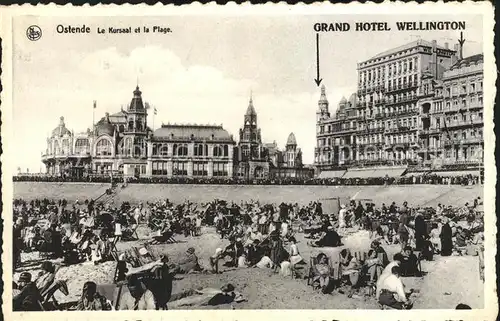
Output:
[
  {"left": 41, "top": 86, "right": 313, "bottom": 180},
  {"left": 315, "top": 37, "right": 483, "bottom": 178}
]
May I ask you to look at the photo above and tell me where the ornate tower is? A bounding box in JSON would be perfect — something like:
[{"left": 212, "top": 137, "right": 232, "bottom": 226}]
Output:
[
  {"left": 123, "top": 86, "right": 148, "bottom": 157},
  {"left": 316, "top": 84, "right": 330, "bottom": 122},
  {"left": 239, "top": 94, "right": 262, "bottom": 160},
  {"left": 285, "top": 132, "right": 298, "bottom": 167}
]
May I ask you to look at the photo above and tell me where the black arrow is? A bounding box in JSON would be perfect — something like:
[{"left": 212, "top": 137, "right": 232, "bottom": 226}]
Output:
[{"left": 314, "top": 33, "right": 322, "bottom": 87}]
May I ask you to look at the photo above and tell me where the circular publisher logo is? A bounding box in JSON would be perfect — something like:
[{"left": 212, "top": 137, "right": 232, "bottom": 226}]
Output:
[{"left": 26, "top": 25, "right": 42, "bottom": 41}]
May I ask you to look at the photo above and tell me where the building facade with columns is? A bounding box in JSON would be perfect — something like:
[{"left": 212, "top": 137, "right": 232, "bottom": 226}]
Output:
[
  {"left": 42, "top": 85, "right": 316, "bottom": 180},
  {"left": 41, "top": 86, "right": 237, "bottom": 179},
  {"left": 269, "top": 132, "right": 314, "bottom": 179},
  {"left": 314, "top": 37, "right": 483, "bottom": 176},
  {"left": 418, "top": 53, "right": 483, "bottom": 167}
]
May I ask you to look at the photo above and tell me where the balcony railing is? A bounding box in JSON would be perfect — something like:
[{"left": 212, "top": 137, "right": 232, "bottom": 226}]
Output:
[
  {"left": 443, "top": 138, "right": 483, "bottom": 146},
  {"left": 385, "top": 95, "right": 419, "bottom": 106},
  {"left": 420, "top": 128, "right": 442, "bottom": 135},
  {"left": 385, "top": 82, "right": 418, "bottom": 94},
  {"left": 446, "top": 119, "right": 483, "bottom": 128}
]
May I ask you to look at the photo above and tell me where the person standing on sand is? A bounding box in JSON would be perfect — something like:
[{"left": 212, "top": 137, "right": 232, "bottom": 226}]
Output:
[
  {"left": 414, "top": 212, "right": 427, "bottom": 251},
  {"left": 440, "top": 217, "right": 453, "bottom": 256},
  {"left": 338, "top": 204, "right": 347, "bottom": 233},
  {"left": 269, "top": 231, "right": 285, "bottom": 273}
]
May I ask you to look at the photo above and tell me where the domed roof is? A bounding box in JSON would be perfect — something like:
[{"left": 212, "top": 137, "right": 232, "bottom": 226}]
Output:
[
  {"left": 51, "top": 116, "right": 72, "bottom": 137},
  {"left": 286, "top": 132, "right": 297, "bottom": 146},
  {"left": 95, "top": 113, "right": 115, "bottom": 136},
  {"left": 339, "top": 96, "right": 347, "bottom": 104}
]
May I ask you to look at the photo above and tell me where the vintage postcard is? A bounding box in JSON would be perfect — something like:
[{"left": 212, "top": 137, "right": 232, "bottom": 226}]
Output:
[{"left": 0, "top": 3, "right": 497, "bottom": 321}]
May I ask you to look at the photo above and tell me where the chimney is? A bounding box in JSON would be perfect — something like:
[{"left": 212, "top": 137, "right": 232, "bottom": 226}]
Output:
[
  {"left": 444, "top": 42, "right": 449, "bottom": 49},
  {"left": 431, "top": 40, "right": 438, "bottom": 79}
]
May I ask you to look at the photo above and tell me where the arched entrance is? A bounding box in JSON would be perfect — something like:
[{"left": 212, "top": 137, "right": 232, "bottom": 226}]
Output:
[{"left": 254, "top": 166, "right": 264, "bottom": 179}]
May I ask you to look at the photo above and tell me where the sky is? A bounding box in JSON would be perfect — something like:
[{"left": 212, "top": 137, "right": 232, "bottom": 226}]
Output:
[{"left": 12, "top": 14, "right": 483, "bottom": 172}]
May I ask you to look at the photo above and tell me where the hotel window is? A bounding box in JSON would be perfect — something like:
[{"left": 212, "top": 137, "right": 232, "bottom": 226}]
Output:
[
  {"left": 173, "top": 144, "right": 188, "bottom": 156},
  {"left": 75, "top": 138, "right": 90, "bottom": 155},
  {"left": 213, "top": 145, "right": 224, "bottom": 157},
  {"left": 172, "top": 161, "right": 188, "bottom": 176},
  {"left": 213, "top": 162, "right": 228, "bottom": 177},
  {"left": 152, "top": 161, "right": 168, "bottom": 176},
  {"left": 122, "top": 137, "right": 132, "bottom": 156},
  {"left": 96, "top": 139, "right": 112, "bottom": 156},
  {"left": 193, "top": 162, "right": 208, "bottom": 176},
  {"left": 470, "top": 83, "right": 476, "bottom": 92},
  {"left": 61, "top": 139, "right": 70, "bottom": 154},
  {"left": 160, "top": 144, "right": 169, "bottom": 156},
  {"left": 54, "top": 141, "right": 60, "bottom": 155},
  {"left": 194, "top": 144, "right": 208, "bottom": 156}
]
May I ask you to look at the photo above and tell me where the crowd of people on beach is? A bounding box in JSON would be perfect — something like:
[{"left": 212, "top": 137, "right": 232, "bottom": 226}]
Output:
[
  {"left": 12, "top": 188, "right": 484, "bottom": 311},
  {"left": 14, "top": 171, "right": 481, "bottom": 186}
]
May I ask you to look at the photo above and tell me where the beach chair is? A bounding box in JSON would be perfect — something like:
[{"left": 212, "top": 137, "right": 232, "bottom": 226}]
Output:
[
  {"left": 306, "top": 254, "right": 337, "bottom": 288},
  {"left": 109, "top": 236, "right": 120, "bottom": 261}
]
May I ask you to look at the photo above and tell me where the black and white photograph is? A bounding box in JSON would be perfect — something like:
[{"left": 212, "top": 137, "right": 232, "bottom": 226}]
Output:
[{"left": 1, "top": 3, "right": 496, "bottom": 321}]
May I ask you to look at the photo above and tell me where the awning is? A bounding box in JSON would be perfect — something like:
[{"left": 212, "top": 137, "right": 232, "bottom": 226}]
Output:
[
  {"left": 343, "top": 167, "right": 406, "bottom": 179},
  {"left": 429, "top": 170, "right": 480, "bottom": 177},
  {"left": 318, "top": 170, "right": 346, "bottom": 178}
]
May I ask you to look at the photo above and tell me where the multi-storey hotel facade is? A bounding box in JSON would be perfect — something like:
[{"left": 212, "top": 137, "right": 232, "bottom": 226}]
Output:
[
  {"left": 315, "top": 38, "right": 483, "bottom": 176},
  {"left": 419, "top": 53, "right": 483, "bottom": 166}
]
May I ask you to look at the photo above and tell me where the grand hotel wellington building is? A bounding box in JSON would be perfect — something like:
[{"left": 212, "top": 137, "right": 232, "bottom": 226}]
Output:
[
  {"left": 315, "top": 37, "right": 484, "bottom": 177},
  {"left": 41, "top": 86, "right": 313, "bottom": 180}
]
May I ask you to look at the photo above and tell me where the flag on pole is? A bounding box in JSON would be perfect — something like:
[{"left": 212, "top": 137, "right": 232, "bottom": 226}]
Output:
[
  {"left": 93, "top": 100, "right": 97, "bottom": 109},
  {"left": 154, "top": 107, "right": 157, "bottom": 115}
]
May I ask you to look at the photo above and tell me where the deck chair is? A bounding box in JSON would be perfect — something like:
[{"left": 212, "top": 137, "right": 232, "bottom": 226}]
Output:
[
  {"left": 353, "top": 251, "right": 368, "bottom": 264},
  {"left": 41, "top": 280, "right": 69, "bottom": 310},
  {"left": 109, "top": 236, "right": 120, "bottom": 261},
  {"left": 306, "top": 254, "right": 337, "bottom": 288},
  {"left": 121, "top": 224, "right": 140, "bottom": 241}
]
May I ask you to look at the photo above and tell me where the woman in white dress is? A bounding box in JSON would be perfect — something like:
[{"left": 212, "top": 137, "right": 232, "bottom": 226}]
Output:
[{"left": 288, "top": 237, "right": 303, "bottom": 266}]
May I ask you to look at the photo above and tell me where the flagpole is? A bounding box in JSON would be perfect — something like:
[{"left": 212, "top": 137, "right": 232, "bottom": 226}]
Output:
[{"left": 93, "top": 100, "right": 96, "bottom": 131}]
